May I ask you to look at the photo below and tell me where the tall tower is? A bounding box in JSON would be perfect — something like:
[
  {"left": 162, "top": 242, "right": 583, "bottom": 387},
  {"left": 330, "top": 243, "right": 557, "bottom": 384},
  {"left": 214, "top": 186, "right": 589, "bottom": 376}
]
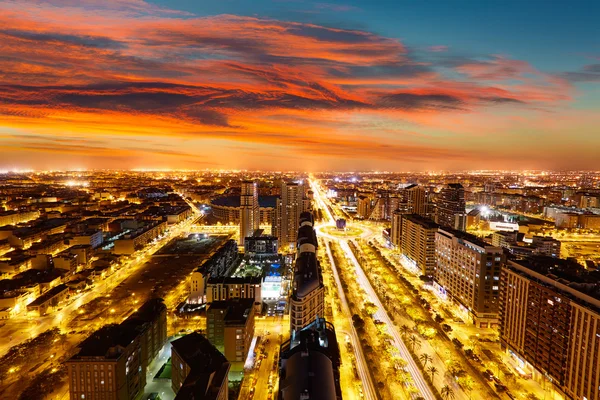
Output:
[
  {"left": 276, "top": 182, "right": 302, "bottom": 251},
  {"left": 436, "top": 183, "right": 466, "bottom": 231},
  {"left": 406, "top": 184, "right": 427, "bottom": 216},
  {"left": 240, "top": 180, "right": 259, "bottom": 243}
]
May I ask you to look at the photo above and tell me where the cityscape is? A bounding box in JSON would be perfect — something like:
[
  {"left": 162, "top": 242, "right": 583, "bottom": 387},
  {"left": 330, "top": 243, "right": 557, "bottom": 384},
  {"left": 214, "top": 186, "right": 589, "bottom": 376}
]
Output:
[{"left": 1, "top": 1, "right": 600, "bottom": 400}]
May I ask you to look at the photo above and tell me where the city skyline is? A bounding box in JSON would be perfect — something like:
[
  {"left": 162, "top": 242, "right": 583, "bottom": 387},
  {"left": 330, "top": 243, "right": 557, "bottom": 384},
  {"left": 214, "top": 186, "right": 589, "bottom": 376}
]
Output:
[{"left": 1, "top": 0, "right": 599, "bottom": 171}]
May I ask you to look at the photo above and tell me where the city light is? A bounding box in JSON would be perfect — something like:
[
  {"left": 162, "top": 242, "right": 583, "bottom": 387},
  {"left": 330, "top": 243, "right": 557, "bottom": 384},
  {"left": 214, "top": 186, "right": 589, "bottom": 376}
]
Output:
[{"left": 0, "top": 0, "right": 597, "bottom": 396}]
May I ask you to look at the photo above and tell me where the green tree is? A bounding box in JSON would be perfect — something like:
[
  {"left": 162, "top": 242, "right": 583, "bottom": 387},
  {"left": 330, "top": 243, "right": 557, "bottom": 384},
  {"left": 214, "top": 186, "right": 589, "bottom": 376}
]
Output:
[
  {"left": 408, "top": 334, "right": 421, "bottom": 353},
  {"left": 428, "top": 366, "right": 438, "bottom": 383},
  {"left": 419, "top": 353, "right": 433, "bottom": 368},
  {"left": 400, "top": 324, "right": 410, "bottom": 337},
  {"left": 441, "top": 384, "right": 455, "bottom": 400}
]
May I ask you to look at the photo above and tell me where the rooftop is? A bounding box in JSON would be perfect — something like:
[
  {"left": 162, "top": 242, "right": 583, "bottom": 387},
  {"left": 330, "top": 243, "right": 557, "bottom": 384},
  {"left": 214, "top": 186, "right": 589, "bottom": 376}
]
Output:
[
  {"left": 208, "top": 298, "right": 254, "bottom": 324},
  {"left": 70, "top": 298, "right": 165, "bottom": 360},
  {"left": 171, "top": 332, "right": 230, "bottom": 400},
  {"left": 28, "top": 284, "right": 68, "bottom": 306},
  {"left": 293, "top": 252, "right": 322, "bottom": 299},
  {"left": 402, "top": 213, "right": 439, "bottom": 230},
  {"left": 206, "top": 276, "right": 262, "bottom": 285},
  {"left": 438, "top": 226, "right": 491, "bottom": 249},
  {"left": 508, "top": 256, "right": 600, "bottom": 307}
]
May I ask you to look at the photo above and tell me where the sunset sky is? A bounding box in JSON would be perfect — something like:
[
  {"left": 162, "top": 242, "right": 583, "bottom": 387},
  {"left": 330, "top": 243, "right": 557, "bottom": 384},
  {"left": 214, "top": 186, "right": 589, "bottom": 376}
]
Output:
[{"left": 0, "top": 0, "right": 599, "bottom": 171}]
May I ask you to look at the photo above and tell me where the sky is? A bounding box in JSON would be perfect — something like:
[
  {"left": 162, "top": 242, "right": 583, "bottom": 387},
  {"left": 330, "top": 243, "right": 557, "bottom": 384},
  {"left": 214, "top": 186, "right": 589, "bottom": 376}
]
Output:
[{"left": 0, "top": 0, "right": 599, "bottom": 172}]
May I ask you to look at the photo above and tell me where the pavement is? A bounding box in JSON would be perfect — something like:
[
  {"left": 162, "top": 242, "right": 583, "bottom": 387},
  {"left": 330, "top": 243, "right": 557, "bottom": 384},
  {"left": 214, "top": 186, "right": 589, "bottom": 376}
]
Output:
[{"left": 142, "top": 336, "right": 180, "bottom": 400}]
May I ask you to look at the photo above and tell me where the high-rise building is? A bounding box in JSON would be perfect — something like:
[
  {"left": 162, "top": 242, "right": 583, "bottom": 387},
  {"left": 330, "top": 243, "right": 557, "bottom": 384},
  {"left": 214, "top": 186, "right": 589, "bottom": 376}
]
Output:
[
  {"left": 279, "top": 317, "right": 342, "bottom": 400},
  {"left": 434, "top": 228, "right": 505, "bottom": 328},
  {"left": 171, "top": 332, "right": 230, "bottom": 400},
  {"left": 290, "top": 211, "right": 325, "bottom": 333},
  {"left": 436, "top": 183, "right": 466, "bottom": 231},
  {"left": 275, "top": 182, "right": 303, "bottom": 250},
  {"left": 406, "top": 184, "right": 427, "bottom": 216},
  {"left": 206, "top": 298, "right": 255, "bottom": 371},
  {"left": 400, "top": 214, "right": 439, "bottom": 276},
  {"left": 499, "top": 257, "right": 600, "bottom": 400},
  {"left": 240, "top": 180, "right": 259, "bottom": 243},
  {"left": 390, "top": 209, "right": 403, "bottom": 248},
  {"left": 356, "top": 195, "right": 372, "bottom": 219},
  {"left": 531, "top": 236, "right": 561, "bottom": 257}
]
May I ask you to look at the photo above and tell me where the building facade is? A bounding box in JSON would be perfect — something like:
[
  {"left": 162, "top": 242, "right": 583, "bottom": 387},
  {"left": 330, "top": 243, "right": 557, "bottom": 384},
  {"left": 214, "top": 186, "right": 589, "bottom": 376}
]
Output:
[
  {"left": 500, "top": 258, "right": 600, "bottom": 400},
  {"left": 436, "top": 183, "right": 466, "bottom": 231},
  {"left": 205, "top": 276, "right": 262, "bottom": 306},
  {"left": 400, "top": 214, "right": 439, "bottom": 276},
  {"left": 434, "top": 228, "right": 505, "bottom": 328},
  {"left": 206, "top": 298, "right": 255, "bottom": 370},
  {"left": 290, "top": 211, "right": 325, "bottom": 333},
  {"left": 66, "top": 299, "right": 167, "bottom": 400},
  {"left": 171, "top": 332, "right": 230, "bottom": 400},
  {"left": 240, "top": 181, "right": 259, "bottom": 243},
  {"left": 275, "top": 182, "right": 303, "bottom": 251},
  {"left": 279, "top": 317, "right": 341, "bottom": 400}
]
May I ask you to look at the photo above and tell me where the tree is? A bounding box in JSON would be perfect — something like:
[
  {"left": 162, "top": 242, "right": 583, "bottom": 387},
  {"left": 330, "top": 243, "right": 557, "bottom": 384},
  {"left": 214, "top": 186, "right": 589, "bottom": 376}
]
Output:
[
  {"left": 408, "top": 334, "right": 421, "bottom": 353},
  {"left": 400, "top": 324, "right": 410, "bottom": 337},
  {"left": 428, "top": 366, "right": 438, "bottom": 383},
  {"left": 419, "top": 353, "right": 433, "bottom": 368},
  {"left": 441, "top": 385, "right": 455, "bottom": 400}
]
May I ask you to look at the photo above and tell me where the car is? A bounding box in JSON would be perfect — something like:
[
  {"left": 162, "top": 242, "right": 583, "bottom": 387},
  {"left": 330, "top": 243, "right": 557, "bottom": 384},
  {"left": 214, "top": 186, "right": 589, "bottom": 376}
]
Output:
[
  {"left": 146, "top": 393, "right": 161, "bottom": 400},
  {"left": 495, "top": 383, "right": 507, "bottom": 392}
]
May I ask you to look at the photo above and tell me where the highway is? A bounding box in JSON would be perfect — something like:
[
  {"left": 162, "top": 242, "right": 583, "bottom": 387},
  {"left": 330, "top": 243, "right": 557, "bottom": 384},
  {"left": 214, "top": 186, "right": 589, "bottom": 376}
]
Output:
[
  {"left": 324, "top": 240, "right": 378, "bottom": 400},
  {"left": 307, "top": 177, "right": 377, "bottom": 399},
  {"left": 310, "top": 177, "right": 437, "bottom": 400}
]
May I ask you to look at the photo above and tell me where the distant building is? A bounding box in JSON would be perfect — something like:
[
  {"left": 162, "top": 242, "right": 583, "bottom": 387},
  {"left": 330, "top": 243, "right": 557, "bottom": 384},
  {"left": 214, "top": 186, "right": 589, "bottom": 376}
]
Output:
[
  {"left": 531, "top": 235, "right": 561, "bottom": 257},
  {"left": 66, "top": 298, "right": 167, "bottom": 400},
  {"left": 189, "top": 240, "right": 239, "bottom": 304},
  {"left": 356, "top": 195, "right": 372, "bottom": 219},
  {"left": 405, "top": 184, "right": 431, "bottom": 217},
  {"left": 206, "top": 298, "right": 255, "bottom": 370},
  {"left": 240, "top": 181, "right": 260, "bottom": 245},
  {"left": 205, "top": 276, "right": 262, "bottom": 306},
  {"left": 390, "top": 209, "right": 403, "bottom": 248},
  {"left": 555, "top": 212, "right": 579, "bottom": 229},
  {"left": 275, "top": 182, "right": 303, "bottom": 251},
  {"left": 243, "top": 234, "right": 278, "bottom": 255},
  {"left": 69, "top": 230, "right": 103, "bottom": 249},
  {"left": 209, "top": 195, "right": 277, "bottom": 226},
  {"left": 435, "top": 228, "right": 505, "bottom": 328},
  {"left": 400, "top": 214, "right": 439, "bottom": 276},
  {"left": 466, "top": 208, "right": 481, "bottom": 229},
  {"left": 0, "top": 210, "right": 40, "bottom": 227},
  {"left": 113, "top": 221, "right": 167, "bottom": 255},
  {"left": 26, "top": 283, "right": 69, "bottom": 316},
  {"left": 279, "top": 317, "right": 342, "bottom": 400},
  {"left": 171, "top": 332, "right": 230, "bottom": 400},
  {"left": 436, "top": 183, "right": 466, "bottom": 231},
  {"left": 491, "top": 231, "right": 519, "bottom": 248}
]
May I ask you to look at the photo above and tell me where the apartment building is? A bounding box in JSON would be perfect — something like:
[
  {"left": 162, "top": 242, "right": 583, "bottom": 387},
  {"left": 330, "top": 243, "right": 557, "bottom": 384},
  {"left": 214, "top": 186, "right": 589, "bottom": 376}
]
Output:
[
  {"left": 66, "top": 299, "right": 167, "bottom": 400},
  {"left": 434, "top": 228, "right": 505, "bottom": 328},
  {"left": 400, "top": 214, "right": 439, "bottom": 276},
  {"left": 171, "top": 332, "right": 230, "bottom": 400},
  {"left": 290, "top": 212, "right": 325, "bottom": 333},
  {"left": 206, "top": 298, "right": 255, "bottom": 371},
  {"left": 500, "top": 257, "right": 600, "bottom": 400}
]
